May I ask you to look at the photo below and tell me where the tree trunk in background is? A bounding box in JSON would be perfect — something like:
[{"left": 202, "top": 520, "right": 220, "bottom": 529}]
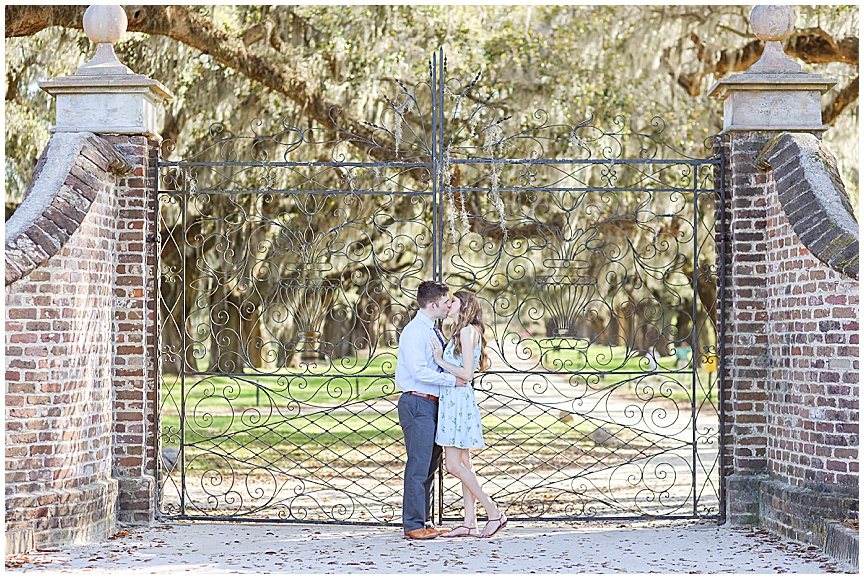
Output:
[
  {"left": 245, "top": 315, "right": 263, "bottom": 369},
  {"left": 208, "top": 284, "right": 245, "bottom": 373}
]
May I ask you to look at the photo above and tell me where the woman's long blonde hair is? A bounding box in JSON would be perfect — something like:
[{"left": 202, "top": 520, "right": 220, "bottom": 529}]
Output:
[{"left": 450, "top": 290, "right": 491, "bottom": 372}]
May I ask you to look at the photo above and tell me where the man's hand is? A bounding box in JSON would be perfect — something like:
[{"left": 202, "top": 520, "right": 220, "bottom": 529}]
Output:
[{"left": 455, "top": 377, "right": 469, "bottom": 387}]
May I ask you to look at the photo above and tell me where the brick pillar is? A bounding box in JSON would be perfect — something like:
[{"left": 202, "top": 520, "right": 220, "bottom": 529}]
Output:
[
  {"left": 715, "top": 131, "right": 772, "bottom": 524},
  {"left": 103, "top": 135, "right": 161, "bottom": 522},
  {"left": 4, "top": 134, "right": 131, "bottom": 553},
  {"left": 39, "top": 5, "right": 172, "bottom": 525},
  {"left": 708, "top": 5, "right": 837, "bottom": 526}
]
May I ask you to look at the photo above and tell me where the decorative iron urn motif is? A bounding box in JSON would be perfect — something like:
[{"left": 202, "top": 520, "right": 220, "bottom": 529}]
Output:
[
  {"left": 535, "top": 220, "right": 600, "bottom": 337},
  {"left": 536, "top": 270, "right": 596, "bottom": 337},
  {"left": 282, "top": 276, "right": 338, "bottom": 359}
]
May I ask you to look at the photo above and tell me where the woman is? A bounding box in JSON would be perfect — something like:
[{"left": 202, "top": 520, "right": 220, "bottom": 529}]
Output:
[{"left": 430, "top": 290, "right": 506, "bottom": 538}]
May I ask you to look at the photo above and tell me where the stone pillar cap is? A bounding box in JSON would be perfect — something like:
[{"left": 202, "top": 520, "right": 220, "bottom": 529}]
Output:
[
  {"left": 708, "top": 4, "right": 837, "bottom": 132},
  {"left": 39, "top": 74, "right": 173, "bottom": 136},
  {"left": 37, "top": 5, "right": 173, "bottom": 138},
  {"left": 39, "top": 74, "right": 173, "bottom": 101},
  {"left": 708, "top": 72, "right": 837, "bottom": 100}
]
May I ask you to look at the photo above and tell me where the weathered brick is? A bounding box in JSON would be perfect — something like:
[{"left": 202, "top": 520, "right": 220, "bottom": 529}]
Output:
[
  {"left": 6, "top": 134, "right": 159, "bottom": 549},
  {"left": 722, "top": 130, "right": 859, "bottom": 541}
]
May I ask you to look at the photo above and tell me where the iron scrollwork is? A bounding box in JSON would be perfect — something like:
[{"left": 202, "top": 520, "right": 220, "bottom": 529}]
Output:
[{"left": 156, "top": 50, "right": 723, "bottom": 524}]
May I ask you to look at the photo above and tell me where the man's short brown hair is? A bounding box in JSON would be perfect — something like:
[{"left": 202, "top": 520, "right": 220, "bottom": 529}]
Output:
[{"left": 417, "top": 280, "right": 449, "bottom": 309}]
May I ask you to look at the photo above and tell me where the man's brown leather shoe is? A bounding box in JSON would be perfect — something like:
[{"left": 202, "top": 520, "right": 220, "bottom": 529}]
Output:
[
  {"left": 404, "top": 527, "right": 439, "bottom": 540},
  {"left": 426, "top": 526, "right": 451, "bottom": 536}
]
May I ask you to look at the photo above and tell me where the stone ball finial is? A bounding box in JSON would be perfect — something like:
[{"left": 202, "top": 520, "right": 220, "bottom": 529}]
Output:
[
  {"left": 750, "top": 5, "right": 795, "bottom": 42},
  {"left": 76, "top": 5, "right": 132, "bottom": 75},
  {"left": 82, "top": 5, "right": 128, "bottom": 45},
  {"left": 744, "top": 4, "right": 801, "bottom": 74}
]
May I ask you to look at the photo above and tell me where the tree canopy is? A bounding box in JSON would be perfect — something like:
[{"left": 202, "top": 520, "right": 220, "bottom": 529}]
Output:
[
  {"left": 5, "top": 5, "right": 859, "bottom": 209},
  {"left": 5, "top": 5, "right": 856, "bottom": 376}
]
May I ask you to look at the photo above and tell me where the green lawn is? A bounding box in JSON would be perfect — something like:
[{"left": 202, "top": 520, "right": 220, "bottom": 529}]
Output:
[
  {"left": 164, "top": 411, "right": 401, "bottom": 447},
  {"left": 158, "top": 345, "right": 718, "bottom": 466},
  {"left": 161, "top": 402, "right": 592, "bottom": 444},
  {"left": 161, "top": 407, "right": 606, "bottom": 473},
  {"left": 160, "top": 353, "right": 399, "bottom": 411}
]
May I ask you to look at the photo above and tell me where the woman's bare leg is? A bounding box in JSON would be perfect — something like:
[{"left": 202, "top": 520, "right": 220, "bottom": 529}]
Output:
[
  {"left": 460, "top": 450, "right": 477, "bottom": 529},
  {"left": 443, "top": 446, "right": 501, "bottom": 521},
  {"left": 462, "top": 481, "right": 477, "bottom": 525},
  {"left": 461, "top": 451, "right": 506, "bottom": 536},
  {"left": 441, "top": 447, "right": 478, "bottom": 537}
]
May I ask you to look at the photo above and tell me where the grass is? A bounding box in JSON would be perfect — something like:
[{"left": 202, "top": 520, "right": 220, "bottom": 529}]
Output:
[
  {"left": 159, "top": 344, "right": 718, "bottom": 472},
  {"left": 536, "top": 340, "right": 718, "bottom": 405},
  {"left": 160, "top": 353, "right": 399, "bottom": 411},
  {"left": 161, "top": 404, "right": 592, "bottom": 447},
  {"left": 160, "top": 413, "right": 403, "bottom": 481}
]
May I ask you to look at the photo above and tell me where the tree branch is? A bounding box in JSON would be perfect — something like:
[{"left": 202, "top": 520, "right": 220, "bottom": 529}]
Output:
[
  {"left": 786, "top": 28, "right": 858, "bottom": 66},
  {"left": 823, "top": 75, "right": 859, "bottom": 127},
  {"left": 6, "top": 5, "right": 382, "bottom": 149},
  {"left": 5, "top": 5, "right": 86, "bottom": 37}
]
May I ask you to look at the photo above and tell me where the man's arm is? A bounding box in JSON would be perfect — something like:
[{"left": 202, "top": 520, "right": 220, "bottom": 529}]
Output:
[{"left": 403, "top": 329, "right": 457, "bottom": 387}]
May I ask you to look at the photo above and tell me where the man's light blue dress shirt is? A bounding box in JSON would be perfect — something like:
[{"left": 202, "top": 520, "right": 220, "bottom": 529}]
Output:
[{"left": 395, "top": 311, "right": 456, "bottom": 396}]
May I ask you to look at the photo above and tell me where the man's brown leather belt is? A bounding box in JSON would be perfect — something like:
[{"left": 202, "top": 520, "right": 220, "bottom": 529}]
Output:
[{"left": 408, "top": 392, "right": 439, "bottom": 402}]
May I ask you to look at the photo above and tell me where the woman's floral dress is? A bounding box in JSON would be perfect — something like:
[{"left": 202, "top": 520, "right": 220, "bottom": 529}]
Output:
[{"left": 435, "top": 338, "right": 484, "bottom": 449}]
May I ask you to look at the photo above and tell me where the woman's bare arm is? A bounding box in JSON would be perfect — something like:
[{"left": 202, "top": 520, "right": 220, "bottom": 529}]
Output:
[{"left": 430, "top": 326, "right": 479, "bottom": 382}]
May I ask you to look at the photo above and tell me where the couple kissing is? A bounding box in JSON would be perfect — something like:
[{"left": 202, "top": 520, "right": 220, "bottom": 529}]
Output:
[{"left": 396, "top": 280, "right": 506, "bottom": 540}]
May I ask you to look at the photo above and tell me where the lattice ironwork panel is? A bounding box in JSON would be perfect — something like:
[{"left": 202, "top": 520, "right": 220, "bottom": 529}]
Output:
[{"left": 156, "top": 50, "right": 723, "bottom": 524}]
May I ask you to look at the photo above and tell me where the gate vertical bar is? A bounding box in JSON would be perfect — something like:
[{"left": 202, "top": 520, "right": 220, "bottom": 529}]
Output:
[
  {"left": 717, "top": 145, "right": 728, "bottom": 524},
  {"left": 431, "top": 48, "right": 444, "bottom": 526},
  {"left": 430, "top": 51, "right": 439, "bottom": 281},
  {"left": 430, "top": 49, "right": 443, "bottom": 281},
  {"left": 434, "top": 47, "right": 449, "bottom": 525},
  {"left": 439, "top": 48, "right": 446, "bottom": 283},
  {"left": 153, "top": 162, "right": 162, "bottom": 517},
  {"left": 691, "top": 164, "right": 699, "bottom": 516},
  {"left": 438, "top": 47, "right": 448, "bottom": 526},
  {"left": 435, "top": 47, "right": 445, "bottom": 283},
  {"left": 179, "top": 165, "right": 187, "bottom": 516}
]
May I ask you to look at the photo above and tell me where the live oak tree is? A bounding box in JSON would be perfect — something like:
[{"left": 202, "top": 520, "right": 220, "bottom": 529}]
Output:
[
  {"left": 5, "top": 5, "right": 858, "bottom": 202},
  {"left": 5, "top": 5, "right": 859, "bottom": 370}
]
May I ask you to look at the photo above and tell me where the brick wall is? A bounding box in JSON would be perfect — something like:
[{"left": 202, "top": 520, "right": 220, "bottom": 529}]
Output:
[
  {"left": 719, "top": 131, "right": 772, "bottom": 525},
  {"left": 727, "top": 131, "right": 772, "bottom": 473},
  {"left": 764, "top": 178, "right": 858, "bottom": 494},
  {"left": 719, "top": 129, "right": 859, "bottom": 548},
  {"left": 5, "top": 134, "right": 125, "bottom": 551},
  {"left": 4, "top": 132, "right": 159, "bottom": 552}
]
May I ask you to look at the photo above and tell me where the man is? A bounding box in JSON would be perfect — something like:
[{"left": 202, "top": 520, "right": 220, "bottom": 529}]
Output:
[{"left": 396, "top": 280, "right": 468, "bottom": 540}]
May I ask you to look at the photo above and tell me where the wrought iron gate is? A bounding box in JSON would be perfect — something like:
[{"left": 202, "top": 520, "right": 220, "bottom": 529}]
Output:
[{"left": 156, "top": 50, "right": 725, "bottom": 524}]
